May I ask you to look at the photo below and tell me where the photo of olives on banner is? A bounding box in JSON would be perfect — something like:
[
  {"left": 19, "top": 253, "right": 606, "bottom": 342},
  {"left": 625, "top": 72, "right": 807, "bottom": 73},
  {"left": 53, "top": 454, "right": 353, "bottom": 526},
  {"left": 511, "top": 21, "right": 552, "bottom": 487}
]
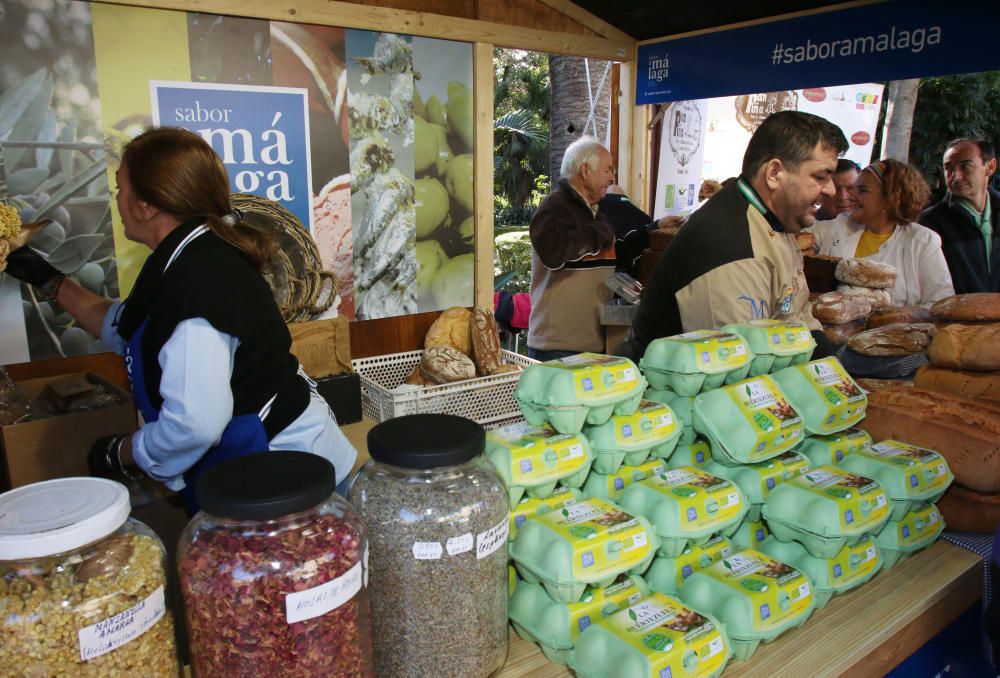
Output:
[{"left": 412, "top": 37, "right": 475, "bottom": 312}]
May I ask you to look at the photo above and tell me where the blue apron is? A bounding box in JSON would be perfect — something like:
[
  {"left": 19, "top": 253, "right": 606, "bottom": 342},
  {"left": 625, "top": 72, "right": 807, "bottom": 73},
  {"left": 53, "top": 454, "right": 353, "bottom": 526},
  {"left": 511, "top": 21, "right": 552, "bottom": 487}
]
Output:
[{"left": 124, "top": 227, "right": 271, "bottom": 513}]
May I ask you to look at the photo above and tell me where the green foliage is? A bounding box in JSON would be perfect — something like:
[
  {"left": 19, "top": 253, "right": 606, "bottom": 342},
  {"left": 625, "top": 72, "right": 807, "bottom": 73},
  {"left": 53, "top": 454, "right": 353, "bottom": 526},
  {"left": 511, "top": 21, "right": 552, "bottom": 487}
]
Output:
[
  {"left": 910, "top": 72, "right": 1000, "bottom": 200},
  {"left": 494, "top": 49, "right": 550, "bottom": 212},
  {"left": 493, "top": 232, "right": 532, "bottom": 293}
]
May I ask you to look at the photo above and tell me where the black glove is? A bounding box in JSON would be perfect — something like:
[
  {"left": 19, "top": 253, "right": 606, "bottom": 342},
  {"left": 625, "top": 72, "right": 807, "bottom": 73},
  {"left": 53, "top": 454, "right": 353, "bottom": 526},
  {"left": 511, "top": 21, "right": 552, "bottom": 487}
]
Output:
[
  {"left": 4, "top": 246, "right": 62, "bottom": 287},
  {"left": 88, "top": 434, "right": 141, "bottom": 483}
]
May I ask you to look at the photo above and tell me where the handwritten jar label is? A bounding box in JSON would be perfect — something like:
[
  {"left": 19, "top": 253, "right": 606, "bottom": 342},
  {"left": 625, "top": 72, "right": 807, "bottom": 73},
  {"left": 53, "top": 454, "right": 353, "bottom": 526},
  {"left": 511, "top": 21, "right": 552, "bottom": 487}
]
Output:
[
  {"left": 78, "top": 585, "right": 166, "bottom": 661},
  {"left": 285, "top": 561, "right": 364, "bottom": 624}
]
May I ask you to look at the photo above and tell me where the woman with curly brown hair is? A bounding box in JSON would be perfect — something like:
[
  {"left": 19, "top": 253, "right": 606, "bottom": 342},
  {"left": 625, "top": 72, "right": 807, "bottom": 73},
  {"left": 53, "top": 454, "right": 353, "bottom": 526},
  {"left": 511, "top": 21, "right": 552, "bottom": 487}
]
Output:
[{"left": 809, "top": 159, "right": 954, "bottom": 307}]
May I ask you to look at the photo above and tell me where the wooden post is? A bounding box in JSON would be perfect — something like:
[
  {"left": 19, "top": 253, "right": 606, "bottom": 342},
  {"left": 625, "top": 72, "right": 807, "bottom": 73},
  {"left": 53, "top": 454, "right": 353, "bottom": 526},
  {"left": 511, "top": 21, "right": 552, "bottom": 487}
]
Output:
[{"left": 473, "top": 41, "right": 495, "bottom": 311}]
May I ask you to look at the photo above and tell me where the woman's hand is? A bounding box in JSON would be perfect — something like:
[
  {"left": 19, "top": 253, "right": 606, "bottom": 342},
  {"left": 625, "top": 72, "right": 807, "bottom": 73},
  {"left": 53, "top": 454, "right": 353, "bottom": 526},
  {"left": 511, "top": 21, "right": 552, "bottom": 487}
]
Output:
[{"left": 4, "top": 246, "right": 62, "bottom": 288}]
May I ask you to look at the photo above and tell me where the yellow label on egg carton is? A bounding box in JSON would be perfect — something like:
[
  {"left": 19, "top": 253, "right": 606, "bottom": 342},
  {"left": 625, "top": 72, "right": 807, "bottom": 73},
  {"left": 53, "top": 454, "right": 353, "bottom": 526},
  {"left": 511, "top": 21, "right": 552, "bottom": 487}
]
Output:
[
  {"left": 797, "top": 358, "right": 866, "bottom": 427},
  {"left": 612, "top": 401, "right": 680, "bottom": 448},
  {"left": 602, "top": 459, "right": 668, "bottom": 498},
  {"left": 729, "top": 376, "right": 804, "bottom": 455},
  {"left": 793, "top": 468, "right": 889, "bottom": 531},
  {"left": 895, "top": 504, "right": 942, "bottom": 547},
  {"left": 672, "top": 330, "right": 750, "bottom": 372},
  {"left": 567, "top": 574, "right": 647, "bottom": 642},
  {"left": 743, "top": 320, "right": 815, "bottom": 355},
  {"left": 489, "top": 422, "right": 589, "bottom": 485},
  {"left": 826, "top": 536, "right": 880, "bottom": 586},
  {"left": 603, "top": 594, "right": 729, "bottom": 676},
  {"left": 646, "top": 469, "right": 744, "bottom": 531},
  {"left": 673, "top": 536, "right": 734, "bottom": 589},
  {"left": 760, "top": 452, "right": 810, "bottom": 496},
  {"left": 548, "top": 353, "right": 642, "bottom": 401},
  {"left": 860, "top": 441, "right": 952, "bottom": 496},
  {"left": 709, "top": 550, "right": 814, "bottom": 634},
  {"left": 510, "top": 487, "right": 580, "bottom": 539},
  {"left": 539, "top": 499, "right": 653, "bottom": 580}
]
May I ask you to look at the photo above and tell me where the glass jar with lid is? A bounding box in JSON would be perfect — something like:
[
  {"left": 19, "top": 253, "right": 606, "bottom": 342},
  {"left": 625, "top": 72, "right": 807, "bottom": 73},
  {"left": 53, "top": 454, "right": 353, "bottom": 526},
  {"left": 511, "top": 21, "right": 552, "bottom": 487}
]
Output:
[
  {"left": 0, "top": 477, "right": 180, "bottom": 676},
  {"left": 349, "top": 414, "right": 510, "bottom": 677},
  {"left": 178, "top": 451, "right": 372, "bottom": 677}
]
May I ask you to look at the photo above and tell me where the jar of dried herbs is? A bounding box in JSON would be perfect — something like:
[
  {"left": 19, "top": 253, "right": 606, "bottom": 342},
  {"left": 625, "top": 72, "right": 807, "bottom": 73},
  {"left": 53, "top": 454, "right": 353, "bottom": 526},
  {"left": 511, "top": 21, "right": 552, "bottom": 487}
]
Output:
[
  {"left": 0, "top": 477, "right": 180, "bottom": 676},
  {"left": 349, "top": 414, "right": 510, "bottom": 677},
  {"left": 178, "top": 452, "right": 372, "bottom": 677}
]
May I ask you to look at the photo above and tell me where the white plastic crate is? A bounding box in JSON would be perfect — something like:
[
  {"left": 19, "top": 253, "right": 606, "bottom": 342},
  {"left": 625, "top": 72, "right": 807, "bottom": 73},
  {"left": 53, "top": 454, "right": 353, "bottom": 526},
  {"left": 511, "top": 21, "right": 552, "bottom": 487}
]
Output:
[{"left": 351, "top": 349, "right": 536, "bottom": 426}]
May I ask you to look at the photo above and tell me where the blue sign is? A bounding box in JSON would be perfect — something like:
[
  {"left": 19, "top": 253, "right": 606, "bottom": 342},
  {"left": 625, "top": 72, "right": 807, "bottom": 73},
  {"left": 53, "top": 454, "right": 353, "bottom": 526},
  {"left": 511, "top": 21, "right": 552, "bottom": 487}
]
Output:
[
  {"left": 150, "top": 81, "right": 314, "bottom": 231},
  {"left": 637, "top": 0, "right": 1000, "bottom": 104}
]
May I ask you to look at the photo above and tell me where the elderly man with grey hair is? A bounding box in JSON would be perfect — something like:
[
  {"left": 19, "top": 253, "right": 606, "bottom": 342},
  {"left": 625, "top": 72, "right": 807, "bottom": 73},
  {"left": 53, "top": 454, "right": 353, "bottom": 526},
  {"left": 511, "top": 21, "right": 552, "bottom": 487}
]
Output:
[{"left": 527, "top": 136, "right": 658, "bottom": 360}]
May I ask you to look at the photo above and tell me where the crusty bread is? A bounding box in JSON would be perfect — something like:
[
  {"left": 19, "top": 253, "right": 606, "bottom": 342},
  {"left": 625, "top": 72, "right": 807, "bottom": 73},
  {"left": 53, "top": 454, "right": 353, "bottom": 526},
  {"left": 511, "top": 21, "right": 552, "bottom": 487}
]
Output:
[
  {"left": 927, "top": 322, "right": 1000, "bottom": 371},
  {"left": 835, "top": 258, "right": 897, "bottom": 289},
  {"left": 855, "top": 378, "right": 914, "bottom": 392},
  {"left": 931, "top": 293, "right": 1000, "bottom": 321},
  {"left": 403, "top": 364, "right": 430, "bottom": 386},
  {"left": 867, "top": 306, "right": 932, "bottom": 329},
  {"left": 823, "top": 318, "right": 867, "bottom": 346},
  {"left": 471, "top": 306, "right": 502, "bottom": 376},
  {"left": 812, "top": 291, "right": 871, "bottom": 325},
  {"left": 937, "top": 484, "right": 1000, "bottom": 534},
  {"left": 424, "top": 307, "right": 472, "bottom": 356},
  {"left": 490, "top": 363, "right": 522, "bottom": 375},
  {"left": 858, "top": 387, "right": 1000, "bottom": 492},
  {"left": 914, "top": 366, "right": 1000, "bottom": 403},
  {"left": 836, "top": 285, "right": 893, "bottom": 311},
  {"left": 846, "top": 322, "right": 936, "bottom": 357},
  {"left": 419, "top": 345, "right": 476, "bottom": 384}
]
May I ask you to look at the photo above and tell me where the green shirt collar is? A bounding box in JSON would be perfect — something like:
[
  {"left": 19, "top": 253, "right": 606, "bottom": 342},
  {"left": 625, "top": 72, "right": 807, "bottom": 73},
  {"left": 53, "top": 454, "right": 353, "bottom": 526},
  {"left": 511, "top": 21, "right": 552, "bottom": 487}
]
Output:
[{"left": 737, "top": 177, "right": 785, "bottom": 232}]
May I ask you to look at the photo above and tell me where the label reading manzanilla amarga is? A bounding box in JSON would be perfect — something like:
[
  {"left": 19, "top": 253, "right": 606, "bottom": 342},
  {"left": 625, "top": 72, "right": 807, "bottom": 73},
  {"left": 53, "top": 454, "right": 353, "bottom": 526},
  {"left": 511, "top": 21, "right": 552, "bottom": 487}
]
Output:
[
  {"left": 827, "top": 536, "right": 880, "bottom": 588},
  {"left": 795, "top": 358, "right": 866, "bottom": 432},
  {"left": 567, "top": 574, "right": 646, "bottom": 641},
  {"left": 708, "top": 550, "right": 813, "bottom": 633},
  {"left": 671, "top": 330, "right": 750, "bottom": 373},
  {"left": 601, "top": 593, "right": 727, "bottom": 676},
  {"left": 726, "top": 376, "right": 803, "bottom": 460},
  {"left": 613, "top": 400, "right": 679, "bottom": 448},
  {"left": 793, "top": 467, "right": 889, "bottom": 531},
  {"left": 551, "top": 353, "right": 641, "bottom": 401},
  {"left": 862, "top": 441, "right": 953, "bottom": 496},
  {"left": 488, "top": 423, "right": 589, "bottom": 485},
  {"left": 537, "top": 498, "right": 652, "bottom": 580},
  {"left": 643, "top": 469, "right": 744, "bottom": 530}
]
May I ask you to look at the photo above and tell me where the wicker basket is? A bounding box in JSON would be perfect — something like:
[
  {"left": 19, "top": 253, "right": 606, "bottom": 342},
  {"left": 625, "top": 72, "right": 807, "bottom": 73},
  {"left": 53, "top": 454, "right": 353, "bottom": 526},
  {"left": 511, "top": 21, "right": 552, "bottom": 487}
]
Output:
[{"left": 351, "top": 350, "right": 535, "bottom": 426}]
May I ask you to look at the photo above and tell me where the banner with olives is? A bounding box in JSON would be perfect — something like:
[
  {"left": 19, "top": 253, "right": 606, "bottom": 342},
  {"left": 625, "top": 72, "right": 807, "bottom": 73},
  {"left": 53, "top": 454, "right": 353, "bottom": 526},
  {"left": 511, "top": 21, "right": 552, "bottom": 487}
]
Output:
[{"left": 0, "top": 0, "right": 475, "bottom": 363}]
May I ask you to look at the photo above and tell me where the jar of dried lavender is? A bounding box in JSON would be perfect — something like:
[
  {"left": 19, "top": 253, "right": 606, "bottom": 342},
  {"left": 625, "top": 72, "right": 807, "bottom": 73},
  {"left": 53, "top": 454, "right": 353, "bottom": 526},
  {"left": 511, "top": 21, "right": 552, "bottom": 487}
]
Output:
[
  {"left": 0, "top": 478, "right": 180, "bottom": 676},
  {"left": 349, "top": 414, "right": 509, "bottom": 677},
  {"left": 178, "top": 452, "right": 372, "bottom": 677}
]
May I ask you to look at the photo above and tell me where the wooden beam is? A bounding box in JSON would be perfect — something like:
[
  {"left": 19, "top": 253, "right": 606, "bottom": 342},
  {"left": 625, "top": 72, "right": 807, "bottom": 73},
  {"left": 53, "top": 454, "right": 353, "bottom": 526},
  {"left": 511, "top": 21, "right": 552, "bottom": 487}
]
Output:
[
  {"left": 618, "top": 53, "right": 649, "bottom": 214},
  {"left": 95, "top": 0, "right": 632, "bottom": 60},
  {"left": 533, "top": 0, "right": 632, "bottom": 43},
  {"left": 473, "top": 41, "right": 494, "bottom": 311}
]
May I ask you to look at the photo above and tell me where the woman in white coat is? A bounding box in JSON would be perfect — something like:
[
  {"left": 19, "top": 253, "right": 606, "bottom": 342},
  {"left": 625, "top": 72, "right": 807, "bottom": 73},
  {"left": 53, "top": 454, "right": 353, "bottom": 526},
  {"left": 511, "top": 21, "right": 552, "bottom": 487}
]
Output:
[{"left": 809, "top": 159, "right": 954, "bottom": 307}]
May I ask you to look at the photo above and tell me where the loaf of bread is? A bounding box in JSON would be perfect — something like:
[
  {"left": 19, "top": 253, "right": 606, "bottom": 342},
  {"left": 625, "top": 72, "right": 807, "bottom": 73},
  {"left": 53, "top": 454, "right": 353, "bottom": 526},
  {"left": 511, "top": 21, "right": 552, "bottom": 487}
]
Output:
[
  {"left": 812, "top": 291, "right": 872, "bottom": 325},
  {"left": 931, "top": 293, "right": 1000, "bottom": 321},
  {"left": 490, "top": 363, "right": 522, "bottom": 375},
  {"left": 823, "top": 318, "right": 867, "bottom": 345},
  {"left": 403, "top": 364, "right": 430, "bottom": 386},
  {"left": 835, "top": 258, "right": 897, "bottom": 289},
  {"left": 936, "top": 484, "right": 1000, "bottom": 534},
  {"left": 424, "top": 307, "right": 472, "bottom": 356},
  {"left": 795, "top": 232, "right": 815, "bottom": 256},
  {"left": 855, "top": 378, "right": 914, "bottom": 392},
  {"left": 836, "top": 284, "right": 893, "bottom": 311},
  {"left": 420, "top": 345, "right": 476, "bottom": 384},
  {"left": 867, "top": 306, "right": 932, "bottom": 329},
  {"left": 858, "top": 387, "right": 1000, "bottom": 492},
  {"left": 846, "top": 322, "right": 936, "bottom": 356},
  {"left": 914, "top": 366, "right": 1000, "bottom": 403},
  {"left": 927, "top": 322, "right": 1000, "bottom": 371},
  {"left": 471, "top": 306, "right": 502, "bottom": 376}
]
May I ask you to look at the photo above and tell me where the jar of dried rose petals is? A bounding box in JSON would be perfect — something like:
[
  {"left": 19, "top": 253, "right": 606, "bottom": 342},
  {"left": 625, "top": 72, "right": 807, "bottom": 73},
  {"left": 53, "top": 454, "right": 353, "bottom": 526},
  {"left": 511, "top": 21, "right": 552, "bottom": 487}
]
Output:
[
  {"left": 178, "top": 451, "right": 372, "bottom": 677},
  {"left": 0, "top": 478, "right": 180, "bottom": 676},
  {"left": 349, "top": 414, "right": 509, "bottom": 678}
]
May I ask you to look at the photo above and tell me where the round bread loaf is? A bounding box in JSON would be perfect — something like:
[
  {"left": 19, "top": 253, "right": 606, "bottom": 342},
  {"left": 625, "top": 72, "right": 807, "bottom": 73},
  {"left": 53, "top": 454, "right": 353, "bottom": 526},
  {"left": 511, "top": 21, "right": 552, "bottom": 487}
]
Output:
[
  {"left": 867, "top": 305, "right": 932, "bottom": 329},
  {"left": 419, "top": 345, "right": 476, "bottom": 384},
  {"left": 927, "top": 322, "right": 1000, "bottom": 371},
  {"left": 930, "top": 293, "right": 1000, "bottom": 321},
  {"left": 846, "top": 322, "right": 936, "bottom": 357},
  {"left": 822, "top": 318, "right": 867, "bottom": 345},
  {"left": 835, "top": 258, "right": 897, "bottom": 288},
  {"left": 837, "top": 284, "right": 893, "bottom": 311},
  {"left": 424, "top": 306, "right": 472, "bottom": 356},
  {"left": 812, "top": 291, "right": 872, "bottom": 325}
]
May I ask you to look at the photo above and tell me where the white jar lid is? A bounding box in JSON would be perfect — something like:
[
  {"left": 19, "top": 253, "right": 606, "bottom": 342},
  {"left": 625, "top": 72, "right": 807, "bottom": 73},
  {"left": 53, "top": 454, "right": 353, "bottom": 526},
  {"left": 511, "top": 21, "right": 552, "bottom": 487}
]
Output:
[{"left": 0, "top": 477, "right": 131, "bottom": 561}]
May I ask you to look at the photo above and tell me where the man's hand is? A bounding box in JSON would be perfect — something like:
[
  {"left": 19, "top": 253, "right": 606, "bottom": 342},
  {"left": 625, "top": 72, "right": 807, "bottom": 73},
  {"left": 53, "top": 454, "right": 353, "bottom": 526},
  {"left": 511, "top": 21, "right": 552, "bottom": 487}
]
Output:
[{"left": 655, "top": 215, "right": 686, "bottom": 231}]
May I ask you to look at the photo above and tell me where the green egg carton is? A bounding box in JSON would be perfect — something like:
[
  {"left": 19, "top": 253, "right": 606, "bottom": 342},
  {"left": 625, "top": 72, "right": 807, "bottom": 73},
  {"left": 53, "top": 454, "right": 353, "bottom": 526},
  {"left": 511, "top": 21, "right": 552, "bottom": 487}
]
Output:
[
  {"left": 797, "top": 429, "right": 873, "bottom": 468},
  {"left": 874, "top": 503, "right": 945, "bottom": 570},
  {"left": 693, "top": 375, "right": 806, "bottom": 465},
  {"left": 762, "top": 466, "right": 891, "bottom": 558},
  {"left": 677, "top": 549, "right": 816, "bottom": 661},
  {"left": 510, "top": 563, "right": 521, "bottom": 599},
  {"left": 645, "top": 536, "right": 735, "bottom": 596},
  {"left": 703, "top": 451, "right": 811, "bottom": 521},
  {"left": 510, "top": 497, "right": 659, "bottom": 603},
  {"left": 485, "top": 422, "right": 593, "bottom": 506},
  {"left": 771, "top": 358, "right": 867, "bottom": 435},
  {"left": 730, "top": 517, "right": 770, "bottom": 552},
  {"left": 509, "top": 487, "right": 584, "bottom": 544},
  {"left": 567, "top": 592, "right": 732, "bottom": 678},
  {"left": 666, "top": 439, "right": 712, "bottom": 470},
  {"left": 509, "top": 574, "right": 650, "bottom": 664},
  {"left": 721, "top": 320, "right": 816, "bottom": 376},
  {"left": 584, "top": 400, "right": 684, "bottom": 473},
  {"left": 757, "top": 535, "right": 881, "bottom": 609},
  {"left": 838, "top": 440, "right": 954, "bottom": 521},
  {"left": 583, "top": 459, "right": 668, "bottom": 502},
  {"left": 644, "top": 389, "right": 698, "bottom": 445},
  {"left": 618, "top": 467, "right": 748, "bottom": 558},
  {"left": 640, "top": 330, "right": 753, "bottom": 396},
  {"left": 516, "top": 353, "right": 647, "bottom": 434}
]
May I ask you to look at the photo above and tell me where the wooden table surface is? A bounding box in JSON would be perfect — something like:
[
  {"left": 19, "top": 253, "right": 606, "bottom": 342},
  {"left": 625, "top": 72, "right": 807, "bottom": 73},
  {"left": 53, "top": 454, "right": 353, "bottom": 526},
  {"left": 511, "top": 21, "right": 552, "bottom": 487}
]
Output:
[{"left": 340, "top": 419, "right": 984, "bottom": 678}]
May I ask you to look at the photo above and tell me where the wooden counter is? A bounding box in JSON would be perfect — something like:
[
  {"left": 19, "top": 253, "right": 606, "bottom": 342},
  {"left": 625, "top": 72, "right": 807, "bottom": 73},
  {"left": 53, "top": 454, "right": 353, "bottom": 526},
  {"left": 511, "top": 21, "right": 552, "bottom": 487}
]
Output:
[{"left": 339, "top": 419, "right": 984, "bottom": 677}]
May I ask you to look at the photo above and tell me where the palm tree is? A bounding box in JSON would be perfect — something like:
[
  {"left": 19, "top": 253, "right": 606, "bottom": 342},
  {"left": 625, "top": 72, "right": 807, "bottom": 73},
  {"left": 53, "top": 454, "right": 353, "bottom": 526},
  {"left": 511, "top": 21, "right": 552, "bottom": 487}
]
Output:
[
  {"left": 494, "top": 109, "right": 547, "bottom": 209},
  {"left": 548, "top": 55, "right": 612, "bottom": 186}
]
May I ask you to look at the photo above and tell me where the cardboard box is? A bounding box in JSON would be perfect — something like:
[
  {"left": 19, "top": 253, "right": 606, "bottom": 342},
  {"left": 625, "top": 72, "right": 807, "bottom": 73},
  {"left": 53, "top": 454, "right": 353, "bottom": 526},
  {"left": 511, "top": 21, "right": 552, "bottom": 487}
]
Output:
[
  {"left": 0, "top": 372, "right": 138, "bottom": 490},
  {"left": 288, "top": 317, "right": 352, "bottom": 378}
]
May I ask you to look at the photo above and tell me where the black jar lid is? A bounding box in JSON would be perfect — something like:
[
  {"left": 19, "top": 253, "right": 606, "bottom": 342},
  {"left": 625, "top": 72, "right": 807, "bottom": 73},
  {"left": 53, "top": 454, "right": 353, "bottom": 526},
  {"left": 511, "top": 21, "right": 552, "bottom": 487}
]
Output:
[
  {"left": 368, "top": 414, "right": 485, "bottom": 469},
  {"left": 196, "top": 451, "right": 336, "bottom": 521}
]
